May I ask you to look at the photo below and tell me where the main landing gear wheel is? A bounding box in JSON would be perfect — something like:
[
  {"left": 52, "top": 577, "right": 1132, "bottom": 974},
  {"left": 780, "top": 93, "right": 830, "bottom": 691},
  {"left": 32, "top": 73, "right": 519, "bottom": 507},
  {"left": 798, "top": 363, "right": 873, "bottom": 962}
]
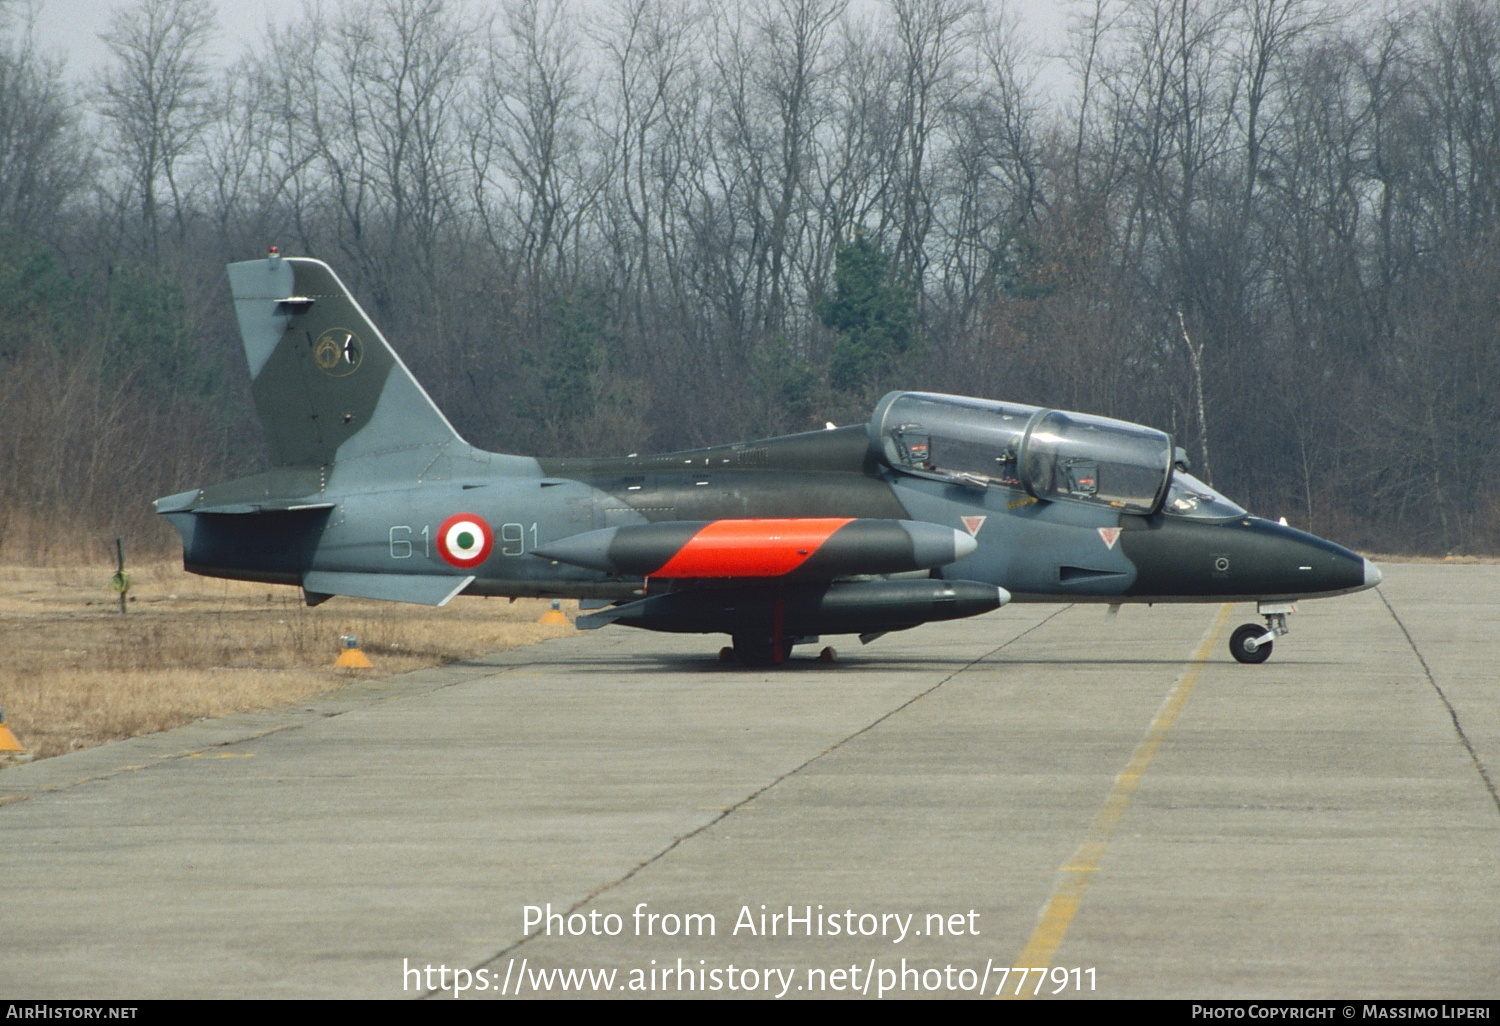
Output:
[
  {"left": 729, "top": 635, "right": 794, "bottom": 667},
  {"left": 1230, "top": 623, "right": 1272, "bottom": 664}
]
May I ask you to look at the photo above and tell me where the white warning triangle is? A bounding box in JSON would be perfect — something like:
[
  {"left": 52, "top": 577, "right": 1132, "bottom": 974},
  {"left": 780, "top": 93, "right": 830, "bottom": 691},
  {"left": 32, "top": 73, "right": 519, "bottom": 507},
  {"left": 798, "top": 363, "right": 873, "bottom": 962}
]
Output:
[
  {"left": 1098, "top": 527, "right": 1121, "bottom": 549},
  {"left": 961, "top": 515, "right": 987, "bottom": 537}
]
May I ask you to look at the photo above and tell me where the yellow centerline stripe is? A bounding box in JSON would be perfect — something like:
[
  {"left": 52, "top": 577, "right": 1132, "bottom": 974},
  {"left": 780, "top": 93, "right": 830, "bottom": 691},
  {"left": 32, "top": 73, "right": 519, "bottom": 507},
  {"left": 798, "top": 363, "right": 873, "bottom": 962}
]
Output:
[{"left": 999, "top": 603, "right": 1234, "bottom": 999}]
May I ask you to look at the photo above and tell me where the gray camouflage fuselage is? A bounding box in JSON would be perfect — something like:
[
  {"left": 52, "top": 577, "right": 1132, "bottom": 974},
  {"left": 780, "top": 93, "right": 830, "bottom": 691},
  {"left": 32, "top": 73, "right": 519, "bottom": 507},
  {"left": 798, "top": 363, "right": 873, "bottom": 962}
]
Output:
[{"left": 156, "top": 255, "right": 1379, "bottom": 663}]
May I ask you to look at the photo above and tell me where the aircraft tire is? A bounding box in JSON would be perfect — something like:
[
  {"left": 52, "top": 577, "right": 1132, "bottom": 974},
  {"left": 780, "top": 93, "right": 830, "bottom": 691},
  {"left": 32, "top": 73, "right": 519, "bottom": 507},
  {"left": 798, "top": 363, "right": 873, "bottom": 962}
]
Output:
[
  {"left": 731, "top": 635, "right": 794, "bottom": 667},
  {"left": 1230, "top": 623, "right": 1272, "bottom": 664},
  {"left": 731, "top": 635, "right": 773, "bottom": 666}
]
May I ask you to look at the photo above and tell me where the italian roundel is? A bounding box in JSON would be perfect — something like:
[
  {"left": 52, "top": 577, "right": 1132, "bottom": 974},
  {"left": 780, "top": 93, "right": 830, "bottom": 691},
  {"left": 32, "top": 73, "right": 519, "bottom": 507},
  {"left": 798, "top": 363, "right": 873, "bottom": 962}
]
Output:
[{"left": 436, "top": 513, "right": 494, "bottom": 568}]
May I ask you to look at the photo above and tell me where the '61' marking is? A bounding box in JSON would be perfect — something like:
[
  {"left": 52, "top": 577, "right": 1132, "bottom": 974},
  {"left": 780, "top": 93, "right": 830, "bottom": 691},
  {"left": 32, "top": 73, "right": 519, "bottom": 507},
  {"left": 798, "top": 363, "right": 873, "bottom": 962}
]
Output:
[{"left": 389, "top": 521, "right": 538, "bottom": 562}]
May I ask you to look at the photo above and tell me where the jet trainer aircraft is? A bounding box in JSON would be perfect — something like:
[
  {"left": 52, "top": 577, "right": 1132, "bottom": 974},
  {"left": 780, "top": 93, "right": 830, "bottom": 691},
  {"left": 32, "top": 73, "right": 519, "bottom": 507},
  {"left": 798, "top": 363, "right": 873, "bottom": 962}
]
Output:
[{"left": 156, "top": 252, "right": 1381, "bottom": 665}]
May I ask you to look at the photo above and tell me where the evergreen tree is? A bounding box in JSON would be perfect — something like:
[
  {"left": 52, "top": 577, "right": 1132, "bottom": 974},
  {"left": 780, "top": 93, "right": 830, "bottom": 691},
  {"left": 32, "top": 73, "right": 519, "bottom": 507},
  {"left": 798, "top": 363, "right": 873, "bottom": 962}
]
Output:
[
  {"left": 0, "top": 243, "right": 78, "bottom": 360},
  {"left": 819, "top": 234, "right": 915, "bottom": 400},
  {"left": 104, "top": 263, "right": 209, "bottom": 399}
]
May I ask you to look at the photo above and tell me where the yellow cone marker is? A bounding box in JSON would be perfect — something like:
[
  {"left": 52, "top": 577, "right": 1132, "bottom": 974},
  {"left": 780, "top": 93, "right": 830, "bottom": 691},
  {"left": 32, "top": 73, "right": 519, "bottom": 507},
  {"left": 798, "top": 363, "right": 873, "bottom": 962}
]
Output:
[
  {"left": 539, "top": 599, "right": 568, "bottom": 625},
  {"left": 0, "top": 708, "right": 24, "bottom": 753},
  {"left": 334, "top": 635, "right": 373, "bottom": 669}
]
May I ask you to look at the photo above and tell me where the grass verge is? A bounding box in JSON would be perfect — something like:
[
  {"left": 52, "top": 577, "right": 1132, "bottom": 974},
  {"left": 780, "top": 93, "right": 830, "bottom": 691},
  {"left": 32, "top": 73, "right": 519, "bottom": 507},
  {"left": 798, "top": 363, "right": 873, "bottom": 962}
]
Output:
[{"left": 0, "top": 561, "right": 574, "bottom": 762}]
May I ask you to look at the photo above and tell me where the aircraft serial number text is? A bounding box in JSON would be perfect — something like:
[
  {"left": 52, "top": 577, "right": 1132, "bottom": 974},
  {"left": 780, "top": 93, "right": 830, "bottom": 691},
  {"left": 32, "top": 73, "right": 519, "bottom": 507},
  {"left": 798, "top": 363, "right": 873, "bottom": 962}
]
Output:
[{"left": 388, "top": 523, "right": 538, "bottom": 559}]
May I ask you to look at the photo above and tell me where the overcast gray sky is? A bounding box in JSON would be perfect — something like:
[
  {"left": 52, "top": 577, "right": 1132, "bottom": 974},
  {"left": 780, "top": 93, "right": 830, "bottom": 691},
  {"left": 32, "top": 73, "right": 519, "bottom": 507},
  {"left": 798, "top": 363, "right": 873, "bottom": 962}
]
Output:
[
  {"left": 32, "top": 0, "right": 288, "bottom": 75},
  {"left": 28, "top": 0, "right": 1078, "bottom": 96}
]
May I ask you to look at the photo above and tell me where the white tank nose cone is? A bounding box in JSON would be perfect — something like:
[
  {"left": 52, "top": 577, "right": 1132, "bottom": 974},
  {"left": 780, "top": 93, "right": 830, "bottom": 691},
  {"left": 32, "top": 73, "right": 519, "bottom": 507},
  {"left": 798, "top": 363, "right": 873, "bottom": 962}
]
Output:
[
  {"left": 954, "top": 529, "right": 979, "bottom": 560},
  {"left": 1363, "top": 558, "right": 1382, "bottom": 588}
]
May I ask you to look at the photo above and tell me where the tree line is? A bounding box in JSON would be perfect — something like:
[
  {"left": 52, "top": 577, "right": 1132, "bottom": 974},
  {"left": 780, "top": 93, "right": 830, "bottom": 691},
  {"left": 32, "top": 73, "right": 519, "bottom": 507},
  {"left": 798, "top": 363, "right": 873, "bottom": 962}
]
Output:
[{"left": 1, "top": 0, "right": 1497, "bottom": 561}]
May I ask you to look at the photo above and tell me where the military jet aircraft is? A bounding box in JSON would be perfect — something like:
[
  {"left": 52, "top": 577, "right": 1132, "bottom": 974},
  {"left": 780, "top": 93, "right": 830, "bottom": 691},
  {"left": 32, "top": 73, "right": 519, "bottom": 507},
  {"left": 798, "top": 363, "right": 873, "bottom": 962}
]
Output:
[{"left": 155, "top": 252, "right": 1381, "bottom": 666}]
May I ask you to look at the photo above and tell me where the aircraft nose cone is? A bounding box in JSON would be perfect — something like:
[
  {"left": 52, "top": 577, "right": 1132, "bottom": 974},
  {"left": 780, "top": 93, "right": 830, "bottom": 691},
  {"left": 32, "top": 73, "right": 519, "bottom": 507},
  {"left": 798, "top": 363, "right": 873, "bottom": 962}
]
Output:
[{"left": 1363, "top": 558, "right": 1382, "bottom": 589}]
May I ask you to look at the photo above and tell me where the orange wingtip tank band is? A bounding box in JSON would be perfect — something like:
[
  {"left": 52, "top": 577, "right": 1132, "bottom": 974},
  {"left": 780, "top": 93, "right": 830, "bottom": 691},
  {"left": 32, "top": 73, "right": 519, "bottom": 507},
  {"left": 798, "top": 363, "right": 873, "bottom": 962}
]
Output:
[{"left": 650, "top": 518, "right": 856, "bottom": 578}]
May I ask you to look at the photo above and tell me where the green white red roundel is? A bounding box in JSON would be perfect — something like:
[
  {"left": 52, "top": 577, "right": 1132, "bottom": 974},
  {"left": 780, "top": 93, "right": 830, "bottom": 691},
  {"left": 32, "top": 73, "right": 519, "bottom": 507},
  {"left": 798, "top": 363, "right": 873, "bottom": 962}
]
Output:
[{"left": 436, "top": 513, "right": 494, "bottom": 568}]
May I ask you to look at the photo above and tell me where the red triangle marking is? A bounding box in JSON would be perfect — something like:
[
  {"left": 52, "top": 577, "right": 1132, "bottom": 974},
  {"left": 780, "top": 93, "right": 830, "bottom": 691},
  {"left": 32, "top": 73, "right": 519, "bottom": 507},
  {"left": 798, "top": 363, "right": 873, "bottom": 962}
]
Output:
[
  {"left": 961, "top": 515, "right": 987, "bottom": 537},
  {"left": 1098, "top": 527, "right": 1122, "bottom": 550}
]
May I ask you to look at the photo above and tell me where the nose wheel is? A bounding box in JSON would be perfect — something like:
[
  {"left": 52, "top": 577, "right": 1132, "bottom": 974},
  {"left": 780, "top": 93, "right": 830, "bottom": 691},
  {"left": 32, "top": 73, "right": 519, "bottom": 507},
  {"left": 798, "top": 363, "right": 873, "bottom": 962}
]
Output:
[{"left": 1230, "top": 605, "right": 1292, "bottom": 664}]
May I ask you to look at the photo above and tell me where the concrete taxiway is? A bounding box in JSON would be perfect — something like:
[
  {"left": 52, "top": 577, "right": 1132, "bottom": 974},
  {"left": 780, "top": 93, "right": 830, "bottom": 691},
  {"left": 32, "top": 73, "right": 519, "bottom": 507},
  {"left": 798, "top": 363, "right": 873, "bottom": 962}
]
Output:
[{"left": 2, "top": 563, "right": 1496, "bottom": 999}]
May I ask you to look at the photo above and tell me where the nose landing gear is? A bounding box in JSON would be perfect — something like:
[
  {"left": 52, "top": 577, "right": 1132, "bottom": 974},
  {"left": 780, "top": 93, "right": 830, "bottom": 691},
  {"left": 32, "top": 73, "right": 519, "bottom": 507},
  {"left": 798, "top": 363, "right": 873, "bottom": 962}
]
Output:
[{"left": 1229, "top": 602, "right": 1294, "bottom": 663}]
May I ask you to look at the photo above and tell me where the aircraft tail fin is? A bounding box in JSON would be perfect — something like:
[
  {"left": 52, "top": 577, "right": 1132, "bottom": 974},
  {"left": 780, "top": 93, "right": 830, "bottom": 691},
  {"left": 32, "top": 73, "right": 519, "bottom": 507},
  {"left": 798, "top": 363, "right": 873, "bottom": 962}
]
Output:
[{"left": 227, "top": 254, "right": 465, "bottom": 469}]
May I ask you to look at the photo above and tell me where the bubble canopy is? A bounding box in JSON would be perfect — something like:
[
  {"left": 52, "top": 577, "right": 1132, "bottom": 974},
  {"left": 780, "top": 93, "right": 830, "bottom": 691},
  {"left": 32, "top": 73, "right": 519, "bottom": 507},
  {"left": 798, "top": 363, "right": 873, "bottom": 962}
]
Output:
[{"left": 870, "top": 391, "right": 1176, "bottom": 516}]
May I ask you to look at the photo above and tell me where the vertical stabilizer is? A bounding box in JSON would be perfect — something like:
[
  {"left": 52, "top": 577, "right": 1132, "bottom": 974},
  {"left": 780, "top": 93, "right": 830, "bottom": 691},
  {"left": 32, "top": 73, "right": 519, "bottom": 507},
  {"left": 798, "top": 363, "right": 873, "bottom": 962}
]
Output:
[{"left": 227, "top": 254, "right": 465, "bottom": 468}]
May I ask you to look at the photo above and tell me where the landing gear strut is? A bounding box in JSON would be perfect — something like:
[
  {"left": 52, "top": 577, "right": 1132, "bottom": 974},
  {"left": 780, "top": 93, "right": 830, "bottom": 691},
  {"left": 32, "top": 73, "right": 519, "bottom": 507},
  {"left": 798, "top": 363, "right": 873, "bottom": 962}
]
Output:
[{"left": 1229, "top": 602, "right": 1294, "bottom": 664}]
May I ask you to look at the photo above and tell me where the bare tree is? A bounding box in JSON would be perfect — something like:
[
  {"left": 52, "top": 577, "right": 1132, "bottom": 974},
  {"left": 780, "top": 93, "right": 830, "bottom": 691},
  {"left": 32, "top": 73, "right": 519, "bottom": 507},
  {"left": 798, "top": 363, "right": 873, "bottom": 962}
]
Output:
[
  {"left": 470, "top": 0, "right": 602, "bottom": 305},
  {"left": 595, "top": 0, "right": 702, "bottom": 322},
  {"left": 0, "top": 29, "right": 85, "bottom": 238},
  {"left": 812, "top": 19, "right": 898, "bottom": 278},
  {"left": 96, "top": 0, "right": 217, "bottom": 252},
  {"left": 883, "top": 0, "right": 981, "bottom": 285},
  {"left": 200, "top": 57, "right": 295, "bottom": 250},
  {"left": 737, "top": 0, "right": 845, "bottom": 334},
  {"left": 934, "top": 6, "right": 1041, "bottom": 327}
]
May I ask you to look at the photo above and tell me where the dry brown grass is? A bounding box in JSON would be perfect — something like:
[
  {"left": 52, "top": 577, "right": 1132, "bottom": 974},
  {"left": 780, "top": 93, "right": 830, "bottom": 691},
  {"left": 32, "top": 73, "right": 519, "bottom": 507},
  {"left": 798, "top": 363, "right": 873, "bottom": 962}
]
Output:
[
  {"left": 0, "top": 561, "right": 574, "bottom": 762},
  {"left": 1361, "top": 553, "right": 1500, "bottom": 564}
]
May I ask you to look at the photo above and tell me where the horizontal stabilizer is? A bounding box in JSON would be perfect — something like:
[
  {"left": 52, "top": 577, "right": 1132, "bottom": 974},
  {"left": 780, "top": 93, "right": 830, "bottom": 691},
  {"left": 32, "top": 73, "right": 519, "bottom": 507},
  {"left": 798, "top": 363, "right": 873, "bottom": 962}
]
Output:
[
  {"left": 153, "top": 489, "right": 336, "bottom": 516},
  {"left": 196, "top": 501, "right": 336, "bottom": 515},
  {"left": 302, "top": 571, "right": 474, "bottom": 607},
  {"left": 153, "top": 489, "right": 201, "bottom": 514}
]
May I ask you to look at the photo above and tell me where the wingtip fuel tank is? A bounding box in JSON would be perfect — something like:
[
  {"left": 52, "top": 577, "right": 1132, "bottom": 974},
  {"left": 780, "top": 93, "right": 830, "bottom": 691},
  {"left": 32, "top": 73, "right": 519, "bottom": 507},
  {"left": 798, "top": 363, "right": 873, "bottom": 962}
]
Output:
[{"left": 533, "top": 518, "right": 978, "bottom": 580}]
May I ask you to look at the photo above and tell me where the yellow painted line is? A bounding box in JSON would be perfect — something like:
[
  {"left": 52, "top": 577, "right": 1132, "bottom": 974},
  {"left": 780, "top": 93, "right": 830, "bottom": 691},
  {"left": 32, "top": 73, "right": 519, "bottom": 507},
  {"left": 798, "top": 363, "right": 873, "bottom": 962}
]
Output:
[{"left": 999, "top": 603, "right": 1233, "bottom": 1000}]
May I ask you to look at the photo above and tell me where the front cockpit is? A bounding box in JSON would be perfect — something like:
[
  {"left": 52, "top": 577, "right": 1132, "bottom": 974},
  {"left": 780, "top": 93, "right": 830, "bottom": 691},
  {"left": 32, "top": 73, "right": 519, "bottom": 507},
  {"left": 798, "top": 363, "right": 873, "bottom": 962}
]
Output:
[
  {"left": 871, "top": 391, "right": 1178, "bottom": 516},
  {"left": 1163, "top": 470, "right": 1246, "bottom": 520}
]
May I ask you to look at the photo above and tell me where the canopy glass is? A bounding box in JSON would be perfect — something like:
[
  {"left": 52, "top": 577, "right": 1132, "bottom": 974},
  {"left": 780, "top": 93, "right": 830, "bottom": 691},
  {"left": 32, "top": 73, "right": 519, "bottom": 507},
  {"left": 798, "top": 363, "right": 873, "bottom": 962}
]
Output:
[{"left": 872, "top": 392, "right": 1176, "bottom": 516}]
